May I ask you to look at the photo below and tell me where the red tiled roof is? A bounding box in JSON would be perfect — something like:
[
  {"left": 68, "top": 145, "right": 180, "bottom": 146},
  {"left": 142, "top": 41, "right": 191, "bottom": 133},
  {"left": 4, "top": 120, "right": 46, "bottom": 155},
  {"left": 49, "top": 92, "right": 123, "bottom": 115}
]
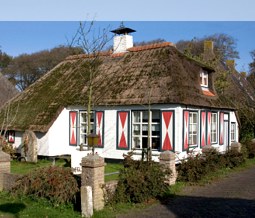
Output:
[
  {"left": 66, "top": 42, "right": 175, "bottom": 60},
  {"left": 127, "top": 42, "right": 175, "bottom": 52},
  {"left": 202, "top": 90, "right": 215, "bottom": 97}
]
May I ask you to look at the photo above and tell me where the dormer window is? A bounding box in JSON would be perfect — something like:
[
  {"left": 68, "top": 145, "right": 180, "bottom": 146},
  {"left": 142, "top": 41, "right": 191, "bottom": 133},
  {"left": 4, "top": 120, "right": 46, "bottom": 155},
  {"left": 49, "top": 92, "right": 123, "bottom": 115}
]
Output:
[{"left": 200, "top": 70, "right": 208, "bottom": 87}]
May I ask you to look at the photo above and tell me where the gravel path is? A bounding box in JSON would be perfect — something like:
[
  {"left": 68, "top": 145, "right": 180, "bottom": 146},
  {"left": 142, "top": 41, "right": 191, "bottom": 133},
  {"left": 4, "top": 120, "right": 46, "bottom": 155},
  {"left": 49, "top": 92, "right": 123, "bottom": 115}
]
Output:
[{"left": 117, "top": 166, "right": 255, "bottom": 218}]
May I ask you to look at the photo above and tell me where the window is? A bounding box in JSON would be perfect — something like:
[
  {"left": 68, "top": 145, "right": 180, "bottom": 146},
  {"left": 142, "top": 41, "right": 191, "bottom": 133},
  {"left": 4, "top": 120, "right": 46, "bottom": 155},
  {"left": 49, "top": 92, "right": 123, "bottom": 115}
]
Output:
[
  {"left": 231, "top": 123, "right": 236, "bottom": 142},
  {"left": 200, "top": 70, "right": 208, "bottom": 87},
  {"left": 79, "top": 111, "right": 94, "bottom": 145},
  {"left": 189, "top": 112, "right": 198, "bottom": 145},
  {"left": 132, "top": 110, "right": 160, "bottom": 150},
  {"left": 211, "top": 113, "right": 218, "bottom": 143}
]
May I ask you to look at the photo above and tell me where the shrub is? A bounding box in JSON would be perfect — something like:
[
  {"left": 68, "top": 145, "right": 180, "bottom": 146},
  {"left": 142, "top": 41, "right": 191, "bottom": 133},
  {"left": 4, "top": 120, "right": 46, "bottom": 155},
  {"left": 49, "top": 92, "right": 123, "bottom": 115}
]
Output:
[
  {"left": 1, "top": 138, "right": 17, "bottom": 159},
  {"left": 11, "top": 166, "right": 79, "bottom": 206},
  {"left": 244, "top": 140, "right": 255, "bottom": 159},
  {"left": 177, "top": 154, "right": 208, "bottom": 183},
  {"left": 112, "top": 159, "right": 170, "bottom": 204},
  {"left": 177, "top": 147, "right": 246, "bottom": 183},
  {"left": 223, "top": 149, "right": 246, "bottom": 168}
]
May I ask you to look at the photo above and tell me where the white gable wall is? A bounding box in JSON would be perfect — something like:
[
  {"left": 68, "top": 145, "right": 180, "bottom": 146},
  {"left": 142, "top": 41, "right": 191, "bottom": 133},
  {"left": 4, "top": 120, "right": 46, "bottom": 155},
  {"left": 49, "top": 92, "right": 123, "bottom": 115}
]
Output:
[{"left": 47, "top": 108, "right": 73, "bottom": 156}]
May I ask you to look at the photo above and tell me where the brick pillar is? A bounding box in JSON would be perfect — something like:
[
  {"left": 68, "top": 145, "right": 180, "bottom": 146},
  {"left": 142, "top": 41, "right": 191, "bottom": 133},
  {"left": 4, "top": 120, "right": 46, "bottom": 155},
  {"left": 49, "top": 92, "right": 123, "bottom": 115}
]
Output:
[
  {"left": 81, "top": 154, "right": 105, "bottom": 212},
  {"left": 0, "top": 149, "right": 11, "bottom": 191},
  {"left": 159, "top": 151, "right": 177, "bottom": 185}
]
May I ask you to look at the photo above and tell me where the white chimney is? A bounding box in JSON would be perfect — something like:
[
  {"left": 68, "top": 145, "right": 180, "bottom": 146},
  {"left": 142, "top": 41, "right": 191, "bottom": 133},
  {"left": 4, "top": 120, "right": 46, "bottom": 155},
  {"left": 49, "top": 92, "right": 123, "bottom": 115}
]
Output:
[
  {"left": 111, "top": 23, "right": 136, "bottom": 54},
  {"left": 113, "top": 34, "right": 133, "bottom": 53}
]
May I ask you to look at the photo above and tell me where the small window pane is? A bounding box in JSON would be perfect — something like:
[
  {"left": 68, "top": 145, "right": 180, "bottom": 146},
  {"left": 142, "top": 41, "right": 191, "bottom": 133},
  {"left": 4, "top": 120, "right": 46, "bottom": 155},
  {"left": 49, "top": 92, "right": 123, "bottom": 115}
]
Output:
[
  {"left": 142, "top": 111, "right": 149, "bottom": 122},
  {"left": 133, "top": 111, "right": 140, "bottom": 122}
]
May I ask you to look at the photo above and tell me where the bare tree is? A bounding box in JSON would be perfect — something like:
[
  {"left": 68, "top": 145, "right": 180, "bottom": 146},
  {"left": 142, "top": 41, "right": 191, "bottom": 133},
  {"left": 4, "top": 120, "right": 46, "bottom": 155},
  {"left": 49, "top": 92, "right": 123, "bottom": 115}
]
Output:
[{"left": 69, "top": 21, "right": 112, "bottom": 150}]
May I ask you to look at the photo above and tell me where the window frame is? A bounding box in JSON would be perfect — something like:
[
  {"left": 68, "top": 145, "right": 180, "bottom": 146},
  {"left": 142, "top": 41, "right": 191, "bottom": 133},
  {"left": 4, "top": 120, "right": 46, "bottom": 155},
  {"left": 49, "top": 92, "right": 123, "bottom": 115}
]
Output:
[
  {"left": 211, "top": 112, "right": 218, "bottom": 144},
  {"left": 188, "top": 111, "right": 198, "bottom": 147},
  {"left": 132, "top": 110, "right": 161, "bottom": 150},
  {"left": 79, "top": 110, "right": 95, "bottom": 146},
  {"left": 200, "top": 70, "right": 209, "bottom": 88},
  {"left": 231, "top": 122, "right": 236, "bottom": 142}
]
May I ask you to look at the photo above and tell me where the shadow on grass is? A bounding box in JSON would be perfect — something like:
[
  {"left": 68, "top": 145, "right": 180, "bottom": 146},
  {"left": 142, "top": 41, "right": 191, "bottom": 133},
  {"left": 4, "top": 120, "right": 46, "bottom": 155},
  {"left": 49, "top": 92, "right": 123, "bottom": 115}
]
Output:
[{"left": 0, "top": 203, "right": 26, "bottom": 217}]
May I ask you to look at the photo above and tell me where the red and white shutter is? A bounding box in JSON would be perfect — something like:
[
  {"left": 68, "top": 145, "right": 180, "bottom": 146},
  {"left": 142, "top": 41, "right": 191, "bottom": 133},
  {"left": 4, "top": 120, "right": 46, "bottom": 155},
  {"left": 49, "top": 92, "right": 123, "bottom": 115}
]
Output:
[
  {"left": 8, "top": 130, "right": 15, "bottom": 143},
  {"left": 219, "top": 112, "right": 224, "bottom": 145},
  {"left": 200, "top": 111, "right": 206, "bottom": 147},
  {"left": 161, "top": 111, "right": 174, "bottom": 151},
  {"left": 117, "top": 111, "right": 129, "bottom": 150},
  {"left": 207, "top": 112, "right": 212, "bottom": 145},
  {"left": 69, "top": 111, "right": 77, "bottom": 146},
  {"left": 183, "top": 111, "right": 189, "bottom": 151},
  {"left": 96, "top": 111, "right": 104, "bottom": 147}
]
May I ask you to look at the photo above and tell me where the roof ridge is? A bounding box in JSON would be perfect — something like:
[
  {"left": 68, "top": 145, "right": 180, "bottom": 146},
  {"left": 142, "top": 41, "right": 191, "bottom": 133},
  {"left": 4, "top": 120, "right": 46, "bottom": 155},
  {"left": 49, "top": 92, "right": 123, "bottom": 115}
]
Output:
[
  {"left": 65, "top": 50, "right": 112, "bottom": 60},
  {"left": 65, "top": 41, "right": 175, "bottom": 60},
  {"left": 127, "top": 42, "right": 175, "bottom": 52}
]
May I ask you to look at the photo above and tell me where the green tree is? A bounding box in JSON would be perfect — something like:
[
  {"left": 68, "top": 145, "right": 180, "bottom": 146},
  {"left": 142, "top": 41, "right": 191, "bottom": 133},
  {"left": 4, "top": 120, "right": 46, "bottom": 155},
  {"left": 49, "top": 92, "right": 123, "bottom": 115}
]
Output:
[
  {"left": 176, "top": 33, "right": 239, "bottom": 62},
  {"left": 0, "top": 49, "right": 12, "bottom": 71},
  {"left": 2, "top": 46, "right": 82, "bottom": 91},
  {"left": 248, "top": 50, "right": 255, "bottom": 90}
]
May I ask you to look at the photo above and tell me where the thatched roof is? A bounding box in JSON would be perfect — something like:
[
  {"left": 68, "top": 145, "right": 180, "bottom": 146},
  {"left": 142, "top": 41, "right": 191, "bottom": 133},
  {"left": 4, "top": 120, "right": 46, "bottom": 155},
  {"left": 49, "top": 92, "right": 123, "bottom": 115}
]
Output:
[
  {"left": 0, "top": 43, "right": 234, "bottom": 133},
  {"left": 0, "top": 73, "right": 18, "bottom": 107}
]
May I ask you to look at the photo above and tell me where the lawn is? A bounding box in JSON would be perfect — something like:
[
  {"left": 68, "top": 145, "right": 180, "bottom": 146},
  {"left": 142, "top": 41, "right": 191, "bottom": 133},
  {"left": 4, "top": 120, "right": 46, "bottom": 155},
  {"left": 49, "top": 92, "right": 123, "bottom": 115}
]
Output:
[
  {"left": 11, "top": 158, "right": 68, "bottom": 174},
  {"left": 11, "top": 158, "right": 123, "bottom": 181},
  {"left": 0, "top": 191, "right": 81, "bottom": 218}
]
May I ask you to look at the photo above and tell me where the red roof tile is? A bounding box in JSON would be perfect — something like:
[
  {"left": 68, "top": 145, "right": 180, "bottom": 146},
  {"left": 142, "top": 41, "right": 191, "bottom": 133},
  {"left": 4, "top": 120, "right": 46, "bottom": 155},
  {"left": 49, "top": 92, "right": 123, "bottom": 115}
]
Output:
[{"left": 202, "top": 90, "right": 215, "bottom": 97}]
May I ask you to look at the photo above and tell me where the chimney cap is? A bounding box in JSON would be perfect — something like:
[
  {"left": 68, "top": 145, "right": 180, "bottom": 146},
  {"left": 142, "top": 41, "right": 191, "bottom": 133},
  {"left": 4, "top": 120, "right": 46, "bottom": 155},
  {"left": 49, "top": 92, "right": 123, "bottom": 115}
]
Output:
[{"left": 111, "top": 22, "right": 136, "bottom": 35}]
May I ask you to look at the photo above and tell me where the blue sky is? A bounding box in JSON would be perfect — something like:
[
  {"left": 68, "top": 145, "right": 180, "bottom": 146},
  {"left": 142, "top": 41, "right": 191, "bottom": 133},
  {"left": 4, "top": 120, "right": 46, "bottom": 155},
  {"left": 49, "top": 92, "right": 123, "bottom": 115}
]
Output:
[
  {"left": 1, "top": 0, "right": 255, "bottom": 21},
  {"left": 0, "top": 1, "right": 255, "bottom": 72},
  {"left": 0, "top": 21, "right": 254, "bottom": 72}
]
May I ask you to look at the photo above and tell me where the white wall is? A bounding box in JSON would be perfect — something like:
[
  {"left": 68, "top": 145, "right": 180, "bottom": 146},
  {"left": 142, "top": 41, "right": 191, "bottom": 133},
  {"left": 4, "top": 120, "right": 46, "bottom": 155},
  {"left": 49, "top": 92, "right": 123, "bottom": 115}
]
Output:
[
  {"left": 10, "top": 105, "right": 240, "bottom": 166},
  {"left": 47, "top": 108, "right": 76, "bottom": 156}
]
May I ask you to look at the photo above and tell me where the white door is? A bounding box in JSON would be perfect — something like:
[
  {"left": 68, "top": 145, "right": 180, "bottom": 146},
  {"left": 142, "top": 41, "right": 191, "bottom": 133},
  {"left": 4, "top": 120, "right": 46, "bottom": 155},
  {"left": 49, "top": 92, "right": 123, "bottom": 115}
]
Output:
[{"left": 223, "top": 113, "right": 229, "bottom": 152}]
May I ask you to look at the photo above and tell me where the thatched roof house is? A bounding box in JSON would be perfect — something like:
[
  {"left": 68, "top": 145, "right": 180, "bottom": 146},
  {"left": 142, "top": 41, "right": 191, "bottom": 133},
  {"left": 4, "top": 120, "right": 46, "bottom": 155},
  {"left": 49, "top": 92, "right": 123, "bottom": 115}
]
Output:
[
  {"left": 0, "top": 27, "right": 240, "bottom": 167},
  {"left": 0, "top": 43, "right": 233, "bottom": 132}
]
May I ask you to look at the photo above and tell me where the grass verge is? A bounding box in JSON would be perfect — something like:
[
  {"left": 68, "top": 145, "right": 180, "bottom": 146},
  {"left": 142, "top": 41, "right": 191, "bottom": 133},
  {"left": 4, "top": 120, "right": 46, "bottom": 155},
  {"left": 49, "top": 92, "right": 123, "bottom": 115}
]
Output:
[{"left": 0, "top": 191, "right": 81, "bottom": 218}]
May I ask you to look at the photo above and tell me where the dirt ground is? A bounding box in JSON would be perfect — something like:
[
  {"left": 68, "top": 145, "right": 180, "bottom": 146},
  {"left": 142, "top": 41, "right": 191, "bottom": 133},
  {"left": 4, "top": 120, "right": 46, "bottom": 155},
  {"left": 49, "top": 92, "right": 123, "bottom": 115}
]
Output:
[{"left": 117, "top": 166, "right": 255, "bottom": 218}]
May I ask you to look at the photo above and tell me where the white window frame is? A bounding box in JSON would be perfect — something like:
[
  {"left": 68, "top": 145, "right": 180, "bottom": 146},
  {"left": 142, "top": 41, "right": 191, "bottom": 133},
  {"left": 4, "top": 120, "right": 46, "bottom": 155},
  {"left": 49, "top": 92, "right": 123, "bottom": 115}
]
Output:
[
  {"left": 211, "top": 112, "right": 218, "bottom": 144},
  {"left": 231, "top": 122, "right": 236, "bottom": 142},
  {"left": 132, "top": 110, "right": 160, "bottom": 150},
  {"left": 200, "top": 70, "right": 209, "bottom": 87},
  {"left": 188, "top": 111, "right": 198, "bottom": 146},
  {"left": 79, "top": 110, "right": 94, "bottom": 146}
]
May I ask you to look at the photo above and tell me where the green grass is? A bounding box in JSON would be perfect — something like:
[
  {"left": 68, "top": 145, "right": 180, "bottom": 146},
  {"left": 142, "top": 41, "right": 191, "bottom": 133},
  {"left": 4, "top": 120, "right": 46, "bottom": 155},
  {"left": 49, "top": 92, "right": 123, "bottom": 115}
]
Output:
[
  {"left": 11, "top": 158, "right": 67, "bottom": 174},
  {"left": 11, "top": 159, "right": 123, "bottom": 182},
  {"left": 0, "top": 192, "right": 81, "bottom": 218},
  {"left": 104, "top": 162, "right": 123, "bottom": 182}
]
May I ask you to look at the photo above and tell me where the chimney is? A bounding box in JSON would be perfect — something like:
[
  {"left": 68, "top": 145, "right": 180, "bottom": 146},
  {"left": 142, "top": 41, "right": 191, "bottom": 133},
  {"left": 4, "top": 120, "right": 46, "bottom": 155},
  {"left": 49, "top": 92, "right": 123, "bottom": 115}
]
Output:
[
  {"left": 226, "top": 60, "right": 235, "bottom": 71},
  {"left": 203, "top": 40, "right": 215, "bottom": 61},
  {"left": 111, "top": 23, "right": 136, "bottom": 53}
]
